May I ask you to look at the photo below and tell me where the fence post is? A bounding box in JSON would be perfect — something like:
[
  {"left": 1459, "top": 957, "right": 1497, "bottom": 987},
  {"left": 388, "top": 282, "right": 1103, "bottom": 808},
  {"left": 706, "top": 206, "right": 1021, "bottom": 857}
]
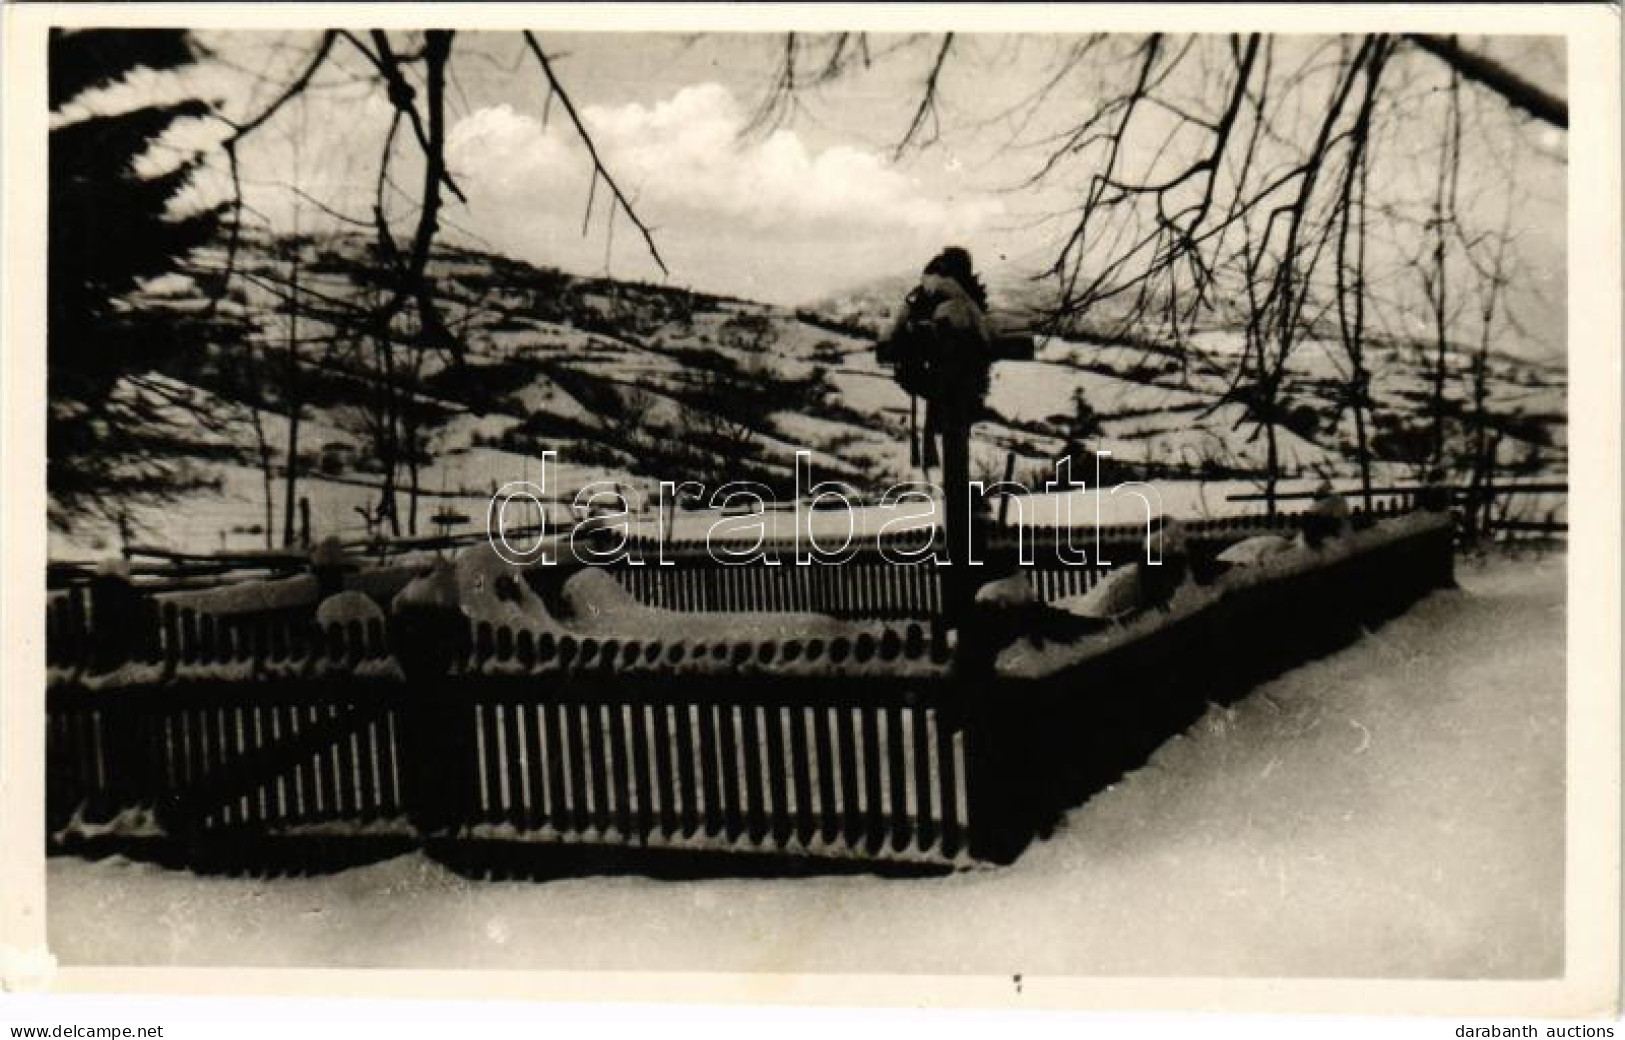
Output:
[
  {"left": 310, "top": 537, "right": 347, "bottom": 598},
  {"left": 388, "top": 569, "right": 474, "bottom": 836},
  {"left": 956, "top": 661, "right": 1032, "bottom": 865},
  {"left": 88, "top": 561, "right": 145, "bottom": 673}
]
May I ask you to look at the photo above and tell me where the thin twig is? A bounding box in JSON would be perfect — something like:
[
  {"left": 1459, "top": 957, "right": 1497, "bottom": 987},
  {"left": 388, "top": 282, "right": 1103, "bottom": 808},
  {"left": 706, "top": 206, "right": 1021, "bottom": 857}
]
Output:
[
  {"left": 894, "top": 33, "right": 954, "bottom": 160},
  {"left": 521, "top": 31, "right": 668, "bottom": 274}
]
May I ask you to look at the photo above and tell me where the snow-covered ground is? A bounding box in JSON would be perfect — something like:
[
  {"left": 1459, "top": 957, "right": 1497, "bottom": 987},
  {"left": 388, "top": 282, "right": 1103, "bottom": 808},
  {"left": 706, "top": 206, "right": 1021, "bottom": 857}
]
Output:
[{"left": 47, "top": 550, "right": 1564, "bottom": 977}]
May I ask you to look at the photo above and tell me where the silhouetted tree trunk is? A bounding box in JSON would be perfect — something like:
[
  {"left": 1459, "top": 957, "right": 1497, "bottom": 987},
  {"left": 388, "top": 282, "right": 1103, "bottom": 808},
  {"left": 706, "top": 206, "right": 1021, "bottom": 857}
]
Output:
[
  {"left": 1334, "top": 37, "right": 1392, "bottom": 510},
  {"left": 247, "top": 353, "right": 276, "bottom": 550},
  {"left": 1426, "top": 65, "right": 1463, "bottom": 470},
  {"left": 281, "top": 258, "right": 302, "bottom": 546},
  {"left": 281, "top": 121, "right": 305, "bottom": 547}
]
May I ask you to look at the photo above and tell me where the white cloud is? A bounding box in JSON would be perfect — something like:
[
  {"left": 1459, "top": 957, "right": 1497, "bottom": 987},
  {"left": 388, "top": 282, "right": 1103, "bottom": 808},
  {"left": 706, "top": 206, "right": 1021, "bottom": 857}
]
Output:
[
  {"left": 446, "top": 84, "right": 1002, "bottom": 236},
  {"left": 446, "top": 103, "right": 572, "bottom": 196}
]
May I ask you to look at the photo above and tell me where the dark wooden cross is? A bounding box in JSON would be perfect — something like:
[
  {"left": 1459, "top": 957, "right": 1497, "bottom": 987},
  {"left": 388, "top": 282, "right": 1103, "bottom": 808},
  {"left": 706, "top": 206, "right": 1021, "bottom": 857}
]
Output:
[{"left": 878, "top": 327, "right": 1035, "bottom": 632}]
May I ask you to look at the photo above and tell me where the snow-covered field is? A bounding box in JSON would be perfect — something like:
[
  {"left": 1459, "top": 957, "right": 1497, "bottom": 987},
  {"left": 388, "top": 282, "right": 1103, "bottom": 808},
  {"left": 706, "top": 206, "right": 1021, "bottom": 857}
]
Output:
[
  {"left": 47, "top": 550, "right": 1564, "bottom": 977},
  {"left": 45, "top": 248, "right": 1567, "bottom": 563}
]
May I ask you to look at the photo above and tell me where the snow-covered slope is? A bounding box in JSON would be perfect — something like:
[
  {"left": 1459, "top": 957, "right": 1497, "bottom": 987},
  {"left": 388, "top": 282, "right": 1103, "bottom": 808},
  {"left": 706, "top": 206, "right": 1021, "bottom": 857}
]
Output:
[{"left": 48, "top": 233, "right": 1567, "bottom": 558}]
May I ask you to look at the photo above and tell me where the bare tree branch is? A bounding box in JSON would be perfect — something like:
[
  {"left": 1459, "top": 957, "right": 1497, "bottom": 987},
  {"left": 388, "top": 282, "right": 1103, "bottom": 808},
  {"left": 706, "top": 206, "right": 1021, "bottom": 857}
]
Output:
[
  {"left": 1405, "top": 33, "right": 1567, "bottom": 129},
  {"left": 219, "top": 31, "right": 338, "bottom": 141},
  {"left": 894, "top": 33, "right": 954, "bottom": 160},
  {"left": 354, "top": 30, "right": 467, "bottom": 203},
  {"left": 521, "top": 31, "right": 668, "bottom": 275}
]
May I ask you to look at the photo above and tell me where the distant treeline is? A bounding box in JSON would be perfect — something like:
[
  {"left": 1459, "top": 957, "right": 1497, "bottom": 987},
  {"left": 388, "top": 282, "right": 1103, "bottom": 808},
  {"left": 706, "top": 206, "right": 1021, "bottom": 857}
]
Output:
[{"left": 794, "top": 309, "right": 879, "bottom": 342}]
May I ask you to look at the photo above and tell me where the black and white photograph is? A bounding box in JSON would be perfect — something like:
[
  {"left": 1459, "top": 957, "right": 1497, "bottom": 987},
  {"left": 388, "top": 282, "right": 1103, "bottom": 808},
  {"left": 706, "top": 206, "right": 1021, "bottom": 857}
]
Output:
[{"left": 1, "top": 2, "right": 1619, "bottom": 1026}]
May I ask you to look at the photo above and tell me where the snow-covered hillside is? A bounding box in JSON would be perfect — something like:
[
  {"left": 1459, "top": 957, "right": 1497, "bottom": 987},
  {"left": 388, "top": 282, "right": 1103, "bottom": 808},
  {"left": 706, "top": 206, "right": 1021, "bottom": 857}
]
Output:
[{"left": 47, "top": 233, "right": 1568, "bottom": 559}]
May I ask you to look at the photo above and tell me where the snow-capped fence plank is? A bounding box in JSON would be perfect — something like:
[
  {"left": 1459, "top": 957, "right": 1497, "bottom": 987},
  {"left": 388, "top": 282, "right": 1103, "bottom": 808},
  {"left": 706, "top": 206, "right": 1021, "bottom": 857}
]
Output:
[
  {"left": 860, "top": 706, "right": 886, "bottom": 853},
  {"left": 740, "top": 703, "right": 766, "bottom": 842},
  {"left": 886, "top": 705, "right": 911, "bottom": 851},
  {"left": 768, "top": 707, "right": 794, "bottom": 843},
  {"left": 608, "top": 700, "right": 635, "bottom": 838},
  {"left": 716, "top": 702, "right": 744, "bottom": 842},
  {"left": 673, "top": 702, "right": 700, "bottom": 838},
  {"left": 812, "top": 704, "right": 839, "bottom": 846},
  {"left": 518, "top": 701, "right": 545, "bottom": 832},
  {"left": 786, "top": 705, "right": 812, "bottom": 843},
  {"left": 628, "top": 702, "right": 656, "bottom": 839},
  {"left": 566, "top": 702, "right": 593, "bottom": 833},
  {"left": 541, "top": 702, "right": 569, "bottom": 832},
  {"left": 936, "top": 709, "right": 966, "bottom": 859},
  {"left": 834, "top": 705, "right": 862, "bottom": 848}
]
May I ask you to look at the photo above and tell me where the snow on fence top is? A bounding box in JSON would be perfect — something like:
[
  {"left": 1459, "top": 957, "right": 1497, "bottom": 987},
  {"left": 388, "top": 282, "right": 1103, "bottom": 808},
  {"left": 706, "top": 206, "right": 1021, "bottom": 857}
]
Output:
[
  {"left": 45, "top": 507, "right": 1456, "bottom": 869},
  {"left": 46, "top": 504, "right": 1445, "bottom": 694}
]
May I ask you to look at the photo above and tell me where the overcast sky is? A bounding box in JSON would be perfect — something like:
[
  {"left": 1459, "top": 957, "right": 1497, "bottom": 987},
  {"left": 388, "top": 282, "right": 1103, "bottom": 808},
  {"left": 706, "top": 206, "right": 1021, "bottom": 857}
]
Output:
[{"left": 84, "top": 30, "right": 1566, "bottom": 357}]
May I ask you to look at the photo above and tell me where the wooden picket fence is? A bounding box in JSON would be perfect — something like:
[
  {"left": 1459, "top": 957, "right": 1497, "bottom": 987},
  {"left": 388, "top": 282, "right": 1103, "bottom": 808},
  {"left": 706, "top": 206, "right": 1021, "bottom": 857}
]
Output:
[
  {"left": 46, "top": 506, "right": 1347, "bottom": 669},
  {"left": 49, "top": 635, "right": 976, "bottom": 865},
  {"left": 1228, "top": 481, "right": 1567, "bottom": 541},
  {"left": 45, "top": 506, "right": 1453, "bottom": 874}
]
